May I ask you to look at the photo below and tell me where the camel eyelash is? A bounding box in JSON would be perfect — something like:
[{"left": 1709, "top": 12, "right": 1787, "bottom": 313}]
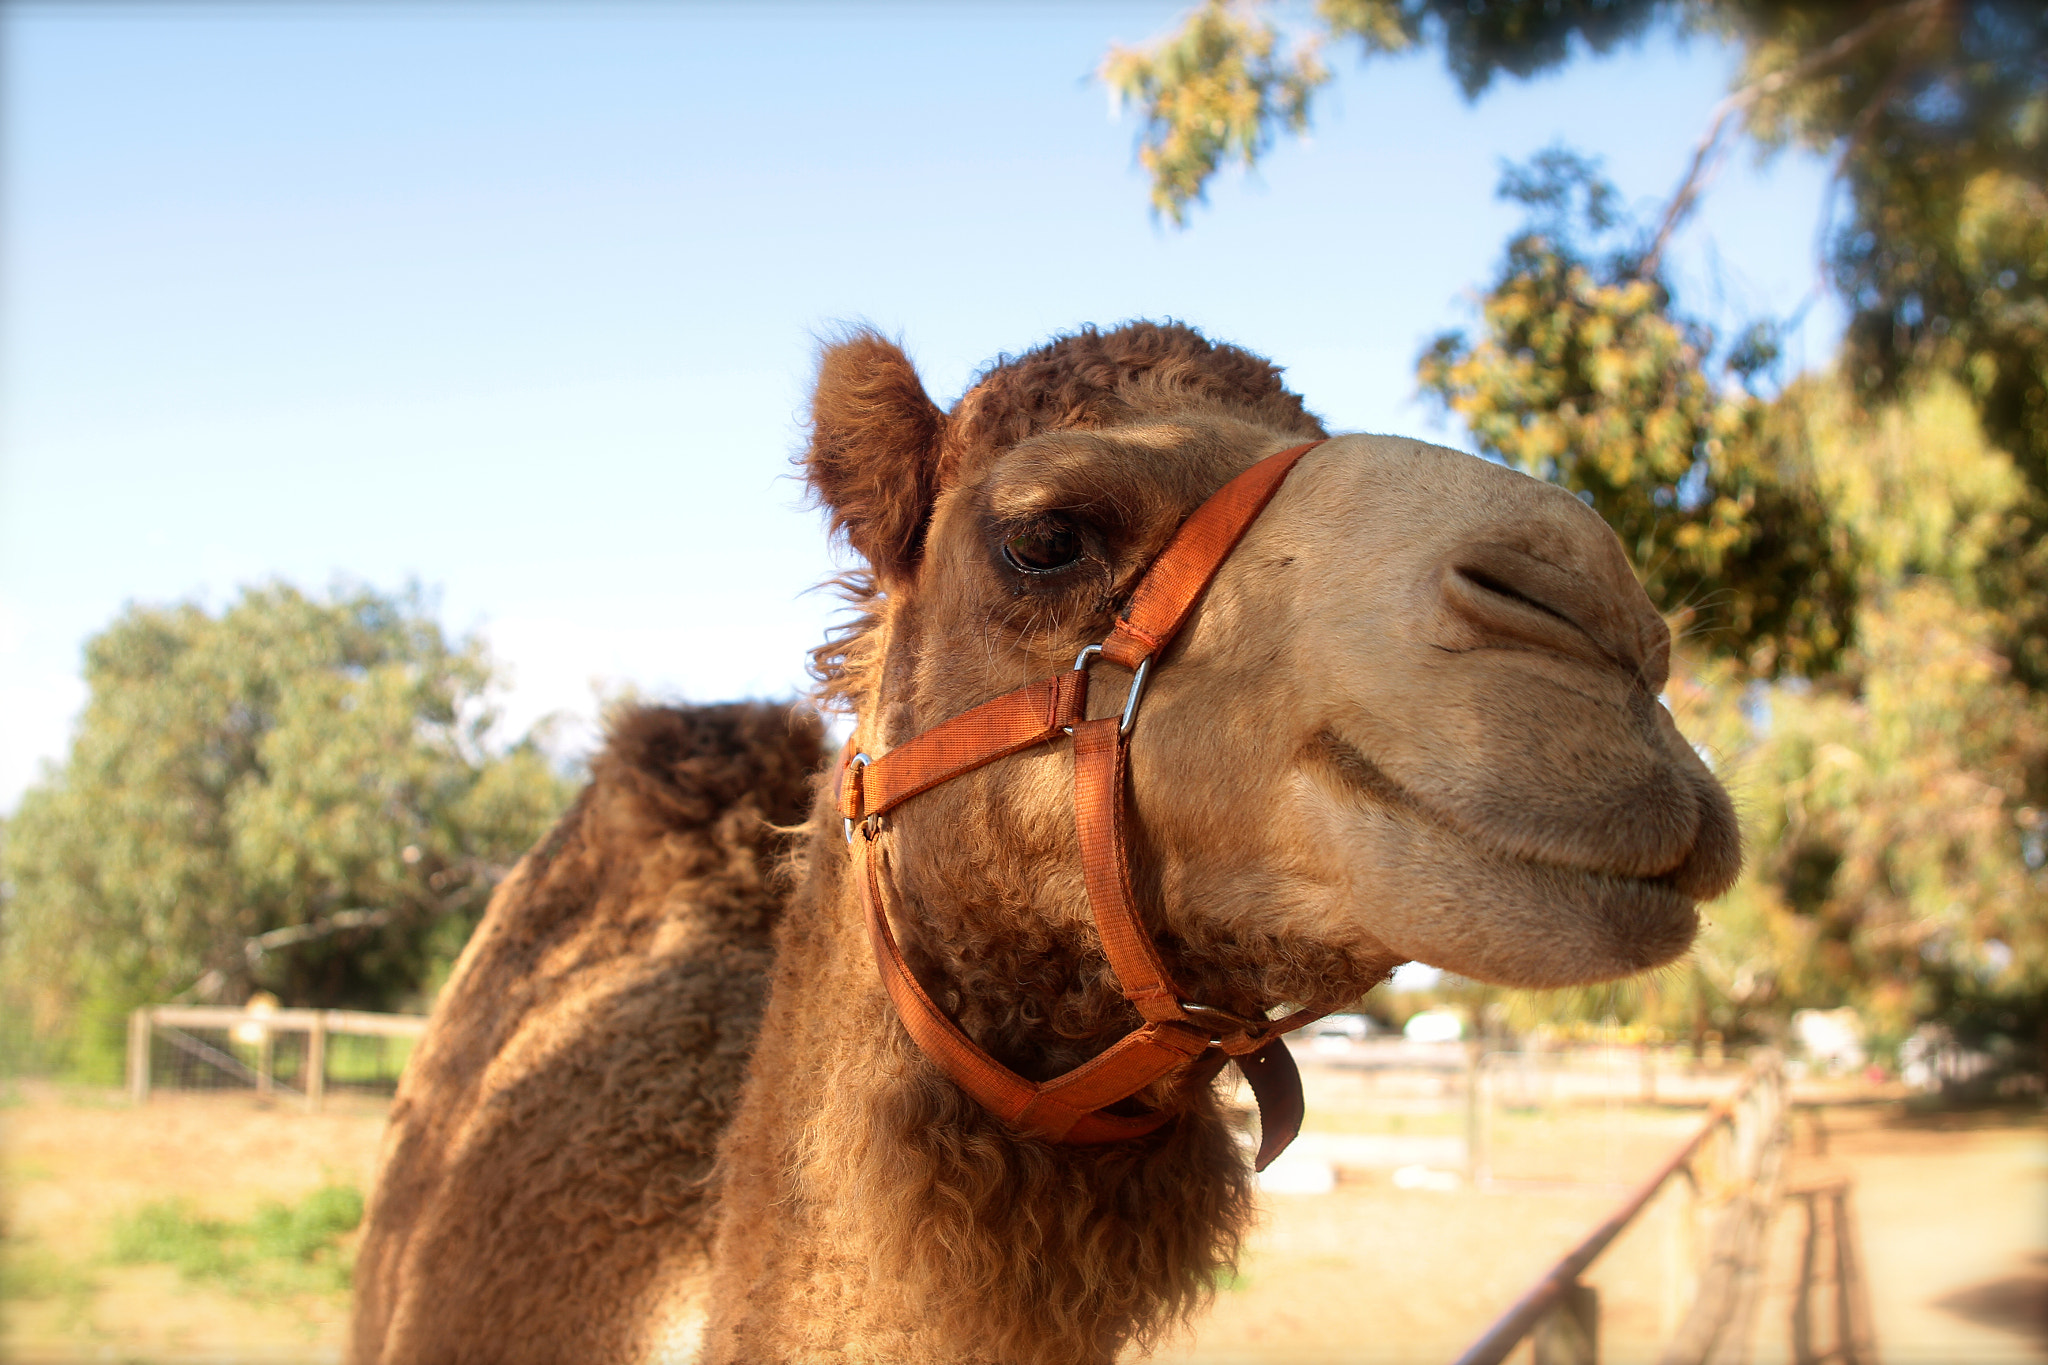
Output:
[{"left": 989, "top": 512, "right": 1100, "bottom": 582}]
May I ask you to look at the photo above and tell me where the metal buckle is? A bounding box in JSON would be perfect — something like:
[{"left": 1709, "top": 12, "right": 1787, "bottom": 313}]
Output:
[
  {"left": 843, "top": 753, "right": 883, "bottom": 843},
  {"left": 1178, "top": 1000, "right": 1267, "bottom": 1041},
  {"left": 1064, "top": 643, "right": 1152, "bottom": 737}
]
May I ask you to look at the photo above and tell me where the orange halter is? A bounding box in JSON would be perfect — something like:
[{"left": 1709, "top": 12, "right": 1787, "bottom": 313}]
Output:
[{"left": 838, "top": 440, "right": 1328, "bottom": 1170}]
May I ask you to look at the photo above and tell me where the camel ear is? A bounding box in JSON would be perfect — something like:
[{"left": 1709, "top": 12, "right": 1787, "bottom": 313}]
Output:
[{"left": 805, "top": 331, "right": 947, "bottom": 583}]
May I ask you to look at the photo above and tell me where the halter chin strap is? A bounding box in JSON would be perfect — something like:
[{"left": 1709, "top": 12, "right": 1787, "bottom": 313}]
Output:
[{"left": 840, "top": 439, "right": 1328, "bottom": 1170}]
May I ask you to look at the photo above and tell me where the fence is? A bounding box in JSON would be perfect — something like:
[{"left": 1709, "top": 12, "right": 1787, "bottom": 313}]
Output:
[
  {"left": 1450, "top": 1053, "right": 1795, "bottom": 1365},
  {"left": 1287, "top": 1035, "right": 1756, "bottom": 1186},
  {"left": 1784, "top": 1176, "right": 1879, "bottom": 1365},
  {"left": 127, "top": 1004, "right": 428, "bottom": 1111}
]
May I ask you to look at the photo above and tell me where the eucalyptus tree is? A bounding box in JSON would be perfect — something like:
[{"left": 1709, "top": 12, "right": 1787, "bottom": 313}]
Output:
[{"left": 0, "top": 584, "right": 575, "bottom": 1076}]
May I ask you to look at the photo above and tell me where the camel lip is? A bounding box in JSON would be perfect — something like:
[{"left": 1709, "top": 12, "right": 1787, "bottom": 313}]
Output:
[{"left": 1304, "top": 728, "right": 1703, "bottom": 902}]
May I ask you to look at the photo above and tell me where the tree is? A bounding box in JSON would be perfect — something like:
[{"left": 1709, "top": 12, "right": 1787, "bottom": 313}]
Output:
[
  {"left": 1103, "top": 0, "right": 2048, "bottom": 685},
  {"left": 0, "top": 583, "right": 576, "bottom": 1078},
  {"left": 1666, "top": 382, "right": 2048, "bottom": 1063},
  {"left": 1417, "top": 148, "right": 1856, "bottom": 676}
]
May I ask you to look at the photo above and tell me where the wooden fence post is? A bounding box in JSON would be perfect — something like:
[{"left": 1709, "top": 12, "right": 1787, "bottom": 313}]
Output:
[
  {"left": 1465, "top": 1044, "right": 1489, "bottom": 1183},
  {"left": 127, "top": 1008, "right": 152, "bottom": 1106},
  {"left": 1788, "top": 1177, "right": 1880, "bottom": 1365},
  {"left": 1833, "top": 1182, "right": 1879, "bottom": 1365},
  {"left": 1533, "top": 1280, "right": 1599, "bottom": 1365},
  {"left": 305, "top": 1014, "right": 328, "bottom": 1114},
  {"left": 256, "top": 1024, "right": 274, "bottom": 1099}
]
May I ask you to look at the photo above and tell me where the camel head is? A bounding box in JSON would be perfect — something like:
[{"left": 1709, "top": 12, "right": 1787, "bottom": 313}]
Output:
[{"left": 806, "top": 321, "right": 1740, "bottom": 1041}]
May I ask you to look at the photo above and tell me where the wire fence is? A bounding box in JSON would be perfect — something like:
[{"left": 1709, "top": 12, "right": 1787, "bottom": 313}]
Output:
[{"left": 127, "top": 1005, "right": 427, "bottom": 1109}]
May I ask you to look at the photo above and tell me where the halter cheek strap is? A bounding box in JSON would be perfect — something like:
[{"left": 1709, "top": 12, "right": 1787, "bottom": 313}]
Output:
[{"left": 841, "top": 439, "right": 1329, "bottom": 1171}]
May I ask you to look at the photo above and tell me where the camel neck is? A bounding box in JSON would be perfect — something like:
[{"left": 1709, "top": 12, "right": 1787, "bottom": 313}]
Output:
[{"left": 698, "top": 790, "right": 1256, "bottom": 1364}]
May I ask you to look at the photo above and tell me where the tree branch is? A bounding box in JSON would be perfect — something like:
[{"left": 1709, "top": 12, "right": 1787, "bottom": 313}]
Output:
[
  {"left": 1639, "top": 0, "right": 1944, "bottom": 276},
  {"left": 1811, "top": 0, "right": 1950, "bottom": 281},
  {"left": 243, "top": 907, "right": 392, "bottom": 964}
]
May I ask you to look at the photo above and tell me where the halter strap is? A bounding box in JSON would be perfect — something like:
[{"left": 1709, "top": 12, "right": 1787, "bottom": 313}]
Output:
[{"left": 843, "top": 439, "right": 1328, "bottom": 1169}]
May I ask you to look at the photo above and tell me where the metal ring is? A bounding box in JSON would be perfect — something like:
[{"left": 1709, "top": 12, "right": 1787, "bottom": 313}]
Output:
[
  {"left": 1064, "top": 643, "right": 1152, "bottom": 737},
  {"left": 1179, "top": 999, "right": 1266, "bottom": 1035},
  {"left": 1116, "top": 657, "right": 1152, "bottom": 736},
  {"left": 842, "top": 752, "right": 872, "bottom": 844}
]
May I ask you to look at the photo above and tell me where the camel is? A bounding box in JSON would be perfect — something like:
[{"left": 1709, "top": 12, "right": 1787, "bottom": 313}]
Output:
[{"left": 350, "top": 321, "right": 1740, "bottom": 1365}]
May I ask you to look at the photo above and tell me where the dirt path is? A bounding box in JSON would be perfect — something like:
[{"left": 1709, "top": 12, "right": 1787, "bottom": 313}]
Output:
[
  {"left": 1155, "top": 1076, "right": 2047, "bottom": 1365},
  {"left": 3, "top": 1081, "right": 388, "bottom": 1363},
  {"left": 1749, "top": 1103, "right": 2048, "bottom": 1365},
  {"left": 3, "top": 1076, "right": 2041, "bottom": 1363}
]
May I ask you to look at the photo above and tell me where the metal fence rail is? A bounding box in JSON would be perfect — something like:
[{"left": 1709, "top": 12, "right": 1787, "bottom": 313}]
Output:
[{"left": 1452, "top": 1053, "right": 1789, "bottom": 1365}]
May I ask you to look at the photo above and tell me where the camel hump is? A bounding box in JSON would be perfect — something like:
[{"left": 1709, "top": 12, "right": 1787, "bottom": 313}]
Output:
[
  {"left": 350, "top": 701, "right": 824, "bottom": 1365},
  {"left": 597, "top": 701, "right": 826, "bottom": 841},
  {"left": 491, "top": 701, "right": 824, "bottom": 947}
]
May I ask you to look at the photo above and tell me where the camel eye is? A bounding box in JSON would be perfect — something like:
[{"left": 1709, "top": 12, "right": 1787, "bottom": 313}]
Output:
[{"left": 1002, "top": 519, "right": 1085, "bottom": 575}]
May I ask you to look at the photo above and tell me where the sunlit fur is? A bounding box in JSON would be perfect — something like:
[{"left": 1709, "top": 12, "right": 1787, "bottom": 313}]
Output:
[
  {"left": 353, "top": 320, "right": 1741, "bottom": 1365},
  {"left": 706, "top": 321, "right": 1736, "bottom": 1361},
  {"left": 349, "top": 704, "right": 821, "bottom": 1364}
]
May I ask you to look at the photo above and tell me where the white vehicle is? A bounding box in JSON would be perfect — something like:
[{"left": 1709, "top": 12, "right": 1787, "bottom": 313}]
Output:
[
  {"left": 1299, "top": 1013, "right": 1376, "bottom": 1053},
  {"left": 1793, "top": 1007, "right": 1866, "bottom": 1073},
  {"left": 1403, "top": 1009, "right": 1465, "bottom": 1043}
]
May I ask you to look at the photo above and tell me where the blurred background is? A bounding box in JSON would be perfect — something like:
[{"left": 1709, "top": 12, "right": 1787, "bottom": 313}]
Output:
[{"left": 1, "top": 2, "right": 2042, "bottom": 1362}]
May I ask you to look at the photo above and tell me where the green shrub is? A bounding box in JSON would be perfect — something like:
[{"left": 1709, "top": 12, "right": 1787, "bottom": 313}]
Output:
[{"left": 107, "top": 1181, "right": 363, "bottom": 1297}]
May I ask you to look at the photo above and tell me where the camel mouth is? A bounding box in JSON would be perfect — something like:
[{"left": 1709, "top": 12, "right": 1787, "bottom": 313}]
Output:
[
  {"left": 1304, "top": 729, "right": 1699, "bottom": 896},
  {"left": 1301, "top": 729, "right": 1705, "bottom": 986}
]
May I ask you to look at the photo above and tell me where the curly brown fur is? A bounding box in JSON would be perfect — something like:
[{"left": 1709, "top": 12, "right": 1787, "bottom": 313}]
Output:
[
  {"left": 701, "top": 783, "right": 1263, "bottom": 1365},
  {"left": 807, "top": 570, "right": 883, "bottom": 716},
  {"left": 365, "top": 317, "right": 1737, "bottom": 1364},
  {"left": 351, "top": 702, "right": 821, "bottom": 1365},
  {"left": 816, "top": 1043, "right": 1254, "bottom": 1365},
  {"left": 950, "top": 321, "right": 1325, "bottom": 460},
  {"left": 807, "top": 320, "right": 1326, "bottom": 710}
]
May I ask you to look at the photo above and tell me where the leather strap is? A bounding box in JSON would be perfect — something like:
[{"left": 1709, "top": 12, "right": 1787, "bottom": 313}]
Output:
[
  {"left": 1072, "top": 717, "right": 1183, "bottom": 1024},
  {"left": 842, "top": 672, "right": 1087, "bottom": 826},
  {"left": 845, "top": 439, "right": 1329, "bottom": 1168},
  {"left": 862, "top": 849, "right": 1195, "bottom": 1142},
  {"left": 1101, "top": 440, "right": 1318, "bottom": 669},
  {"left": 1235, "top": 1037, "right": 1307, "bottom": 1170}
]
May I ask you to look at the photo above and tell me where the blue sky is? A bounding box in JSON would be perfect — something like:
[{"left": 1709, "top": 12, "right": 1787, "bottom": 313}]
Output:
[{"left": 0, "top": 2, "right": 1839, "bottom": 809}]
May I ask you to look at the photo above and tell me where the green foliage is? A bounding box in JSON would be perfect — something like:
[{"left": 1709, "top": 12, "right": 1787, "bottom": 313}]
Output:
[
  {"left": 1108, "top": 0, "right": 2048, "bottom": 687},
  {"left": 0, "top": 583, "right": 576, "bottom": 1076},
  {"left": 0, "top": 1242, "right": 97, "bottom": 1307},
  {"left": 108, "top": 1181, "right": 364, "bottom": 1298},
  {"left": 1100, "top": 0, "right": 1328, "bottom": 224},
  {"left": 1419, "top": 150, "right": 1856, "bottom": 675},
  {"left": 1725, "top": 1, "right": 2048, "bottom": 687},
  {"left": 1747, "top": 586, "right": 2045, "bottom": 1023},
  {"left": 1588, "top": 384, "right": 2045, "bottom": 1058},
  {"left": 1100, "top": 0, "right": 1679, "bottom": 222}
]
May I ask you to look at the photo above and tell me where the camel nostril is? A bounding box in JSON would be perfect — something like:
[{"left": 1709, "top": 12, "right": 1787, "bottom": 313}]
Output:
[
  {"left": 1459, "top": 567, "right": 1578, "bottom": 628},
  {"left": 1439, "top": 542, "right": 1650, "bottom": 676}
]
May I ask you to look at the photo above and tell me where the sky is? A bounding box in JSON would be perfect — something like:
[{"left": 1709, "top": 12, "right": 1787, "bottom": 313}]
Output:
[{"left": 0, "top": 1, "right": 1842, "bottom": 811}]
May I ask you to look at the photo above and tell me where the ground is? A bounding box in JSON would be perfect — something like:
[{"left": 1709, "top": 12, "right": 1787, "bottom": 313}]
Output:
[
  {"left": 3, "top": 1081, "right": 388, "bottom": 1364},
  {"left": 1162, "top": 1062, "right": 2048, "bottom": 1365},
  {"left": 2, "top": 1062, "right": 2041, "bottom": 1364}
]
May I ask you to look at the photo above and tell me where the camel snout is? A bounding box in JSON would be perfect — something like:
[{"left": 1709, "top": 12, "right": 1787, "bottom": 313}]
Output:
[{"left": 1436, "top": 538, "right": 1671, "bottom": 690}]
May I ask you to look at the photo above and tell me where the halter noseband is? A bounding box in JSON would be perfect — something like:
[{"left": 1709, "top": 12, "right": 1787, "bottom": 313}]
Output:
[{"left": 838, "top": 439, "right": 1328, "bottom": 1170}]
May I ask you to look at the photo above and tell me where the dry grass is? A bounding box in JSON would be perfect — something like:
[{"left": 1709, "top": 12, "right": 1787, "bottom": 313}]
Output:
[{"left": 2, "top": 1069, "right": 2040, "bottom": 1365}]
